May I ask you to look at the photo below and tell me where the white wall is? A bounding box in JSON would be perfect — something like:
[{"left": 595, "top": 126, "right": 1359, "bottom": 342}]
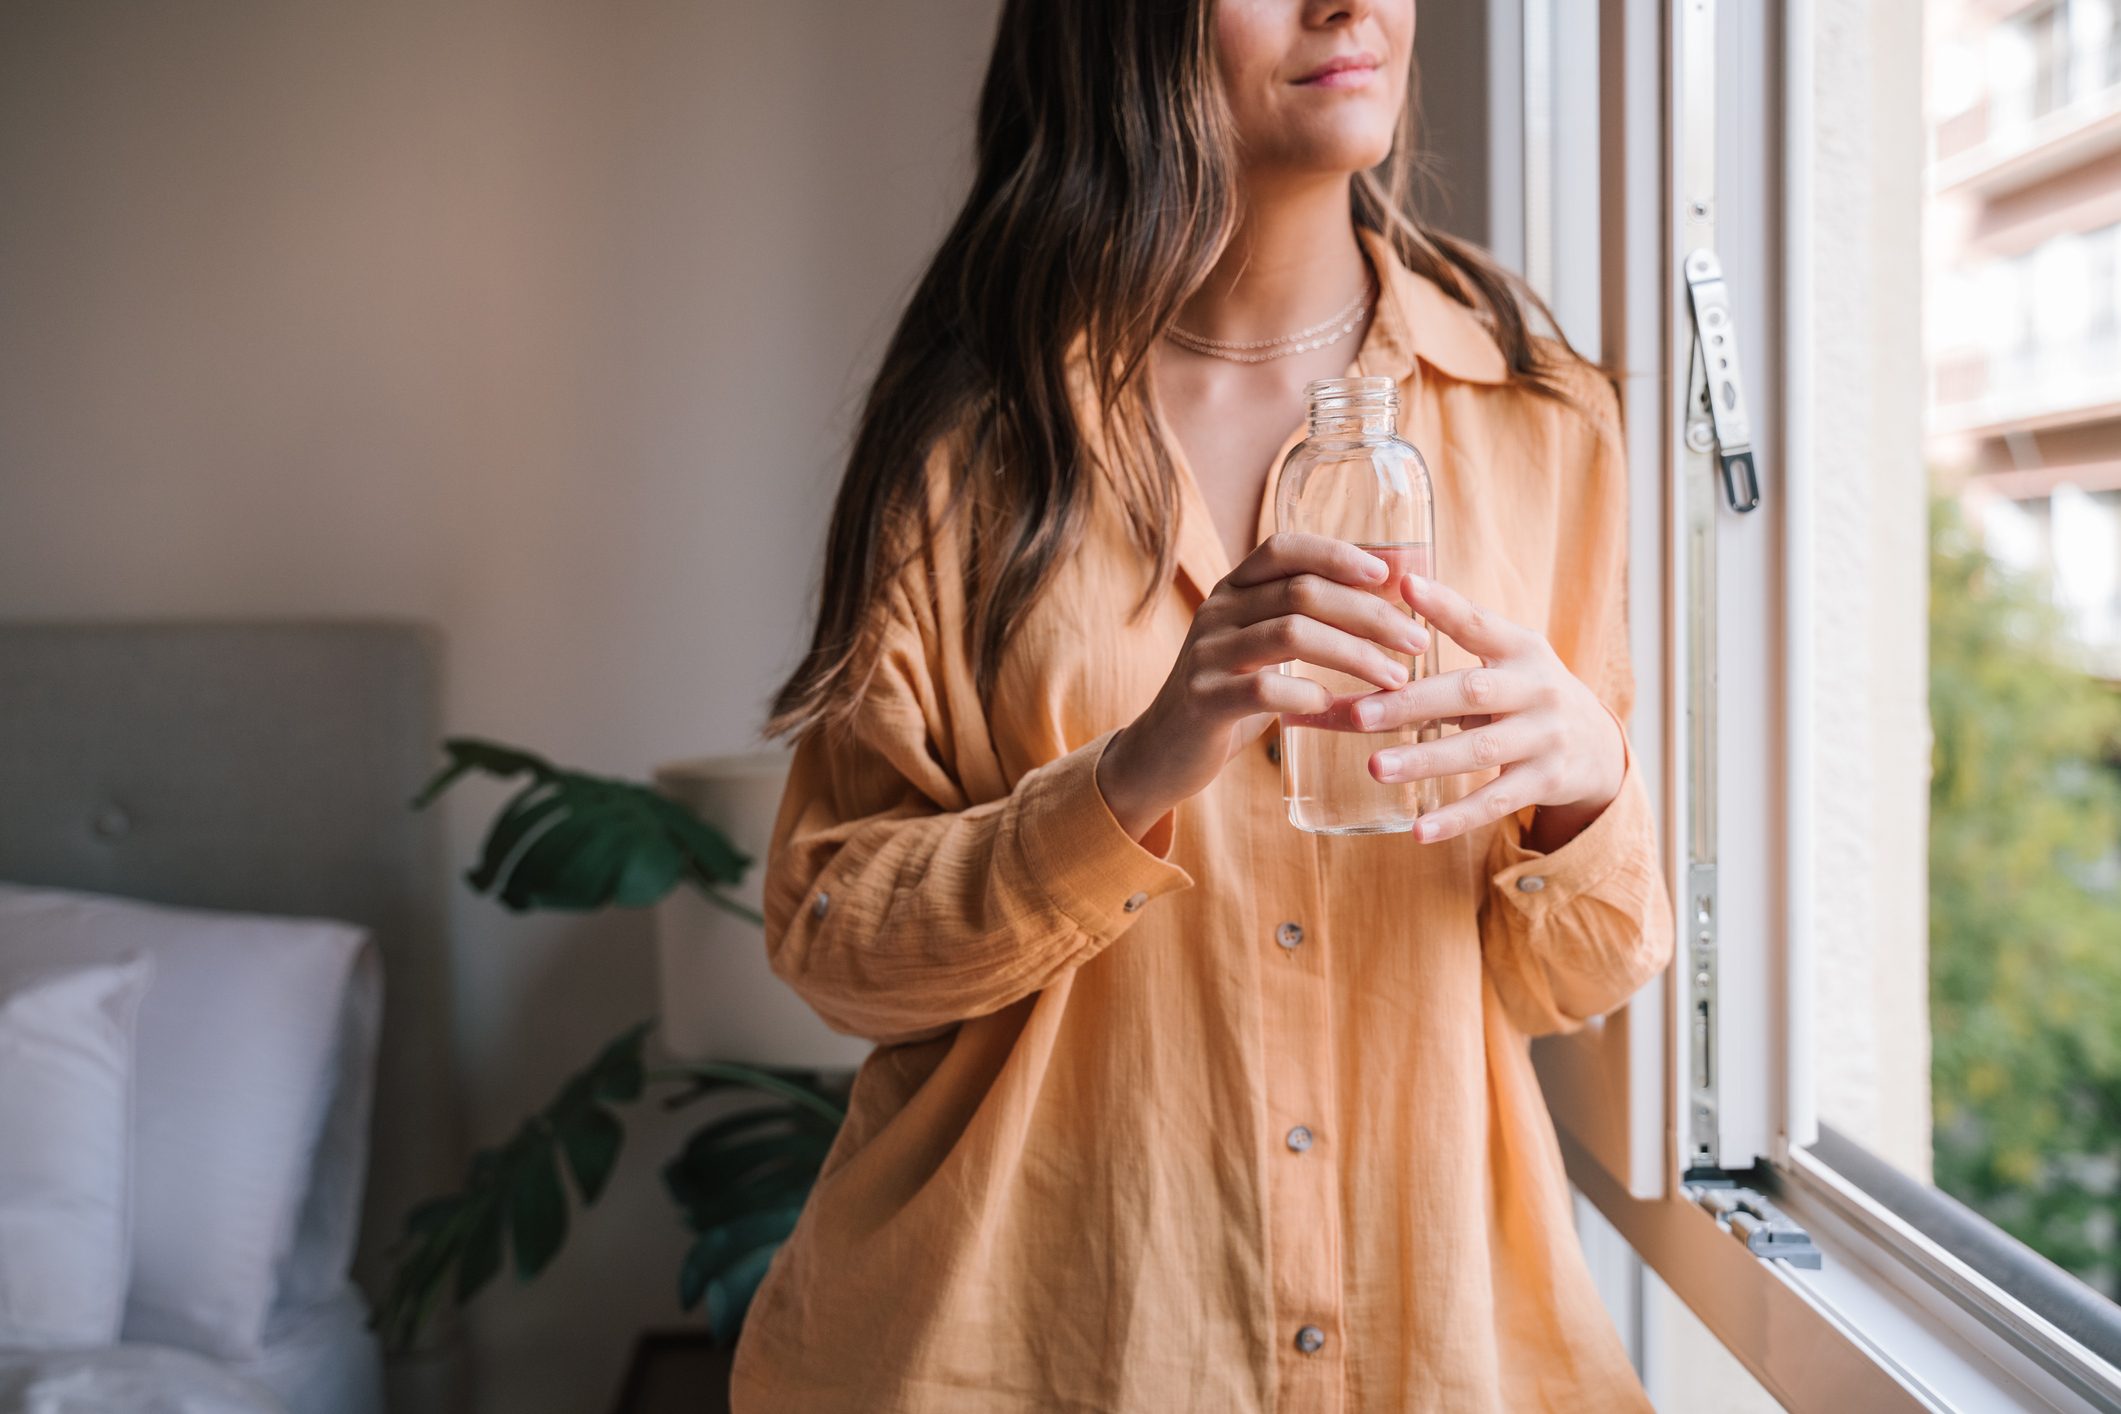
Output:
[
  {"left": 1808, "top": 0, "right": 1933, "bottom": 1179},
  {"left": 0, "top": 4, "right": 994, "bottom": 1410}
]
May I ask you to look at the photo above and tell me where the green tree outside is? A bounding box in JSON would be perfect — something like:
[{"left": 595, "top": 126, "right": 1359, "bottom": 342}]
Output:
[{"left": 1928, "top": 494, "right": 2121, "bottom": 1298}]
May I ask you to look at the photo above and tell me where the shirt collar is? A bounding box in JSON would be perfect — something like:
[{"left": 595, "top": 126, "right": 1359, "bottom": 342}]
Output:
[
  {"left": 1350, "top": 221, "right": 1512, "bottom": 387},
  {"left": 1054, "top": 221, "right": 1515, "bottom": 601}
]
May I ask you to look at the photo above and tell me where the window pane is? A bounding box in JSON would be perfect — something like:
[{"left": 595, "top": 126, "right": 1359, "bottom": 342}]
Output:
[{"left": 1812, "top": 0, "right": 2121, "bottom": 1308}]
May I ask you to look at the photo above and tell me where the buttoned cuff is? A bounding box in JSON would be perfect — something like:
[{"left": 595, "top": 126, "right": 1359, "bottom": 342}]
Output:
[
  {"left": 1489, "top": 701, "right": 1649, "bottom": 923},
  {"left": 1013, "top": 727, "right": 1196, "bottom": 940}
]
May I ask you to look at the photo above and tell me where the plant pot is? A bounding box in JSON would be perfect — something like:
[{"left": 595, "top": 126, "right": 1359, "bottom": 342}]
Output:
[{"left": 649, "top": 750, "right": 870, "bottom": 1070}]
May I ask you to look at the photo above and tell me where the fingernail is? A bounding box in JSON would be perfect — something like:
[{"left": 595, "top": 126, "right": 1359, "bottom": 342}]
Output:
[
  {"left": 1356, "top": 700, "right": 1382, "bottom": 729},
  {"left": 1361, "top": 554, "right": 1389, "bottom": 581},
  {"left": 1373, "top": 749, "right": 1397, "bottom": 777},
  {"left": 1417, "top": 818, "right": 1438, "bottom": 840},
  {"left": 1406, "top": 573, "right": 1429, "bottom": 594}
]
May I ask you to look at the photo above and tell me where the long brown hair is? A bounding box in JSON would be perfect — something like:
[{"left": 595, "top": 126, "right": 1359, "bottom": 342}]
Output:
[{"left": 765, "top": 0, "right": 1582, "bottom": 741}]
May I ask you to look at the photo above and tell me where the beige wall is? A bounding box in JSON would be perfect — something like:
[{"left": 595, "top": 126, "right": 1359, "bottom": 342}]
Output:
[{"left": 0, "top": 5, "right": 1499, "bottom": 1411}]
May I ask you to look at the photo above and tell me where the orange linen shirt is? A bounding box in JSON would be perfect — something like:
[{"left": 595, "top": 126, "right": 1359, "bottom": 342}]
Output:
[{"left": 731, "top": 221, "right": 1675, "bottom": 1413}]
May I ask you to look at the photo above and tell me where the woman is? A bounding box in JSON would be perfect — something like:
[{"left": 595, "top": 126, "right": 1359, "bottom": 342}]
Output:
[{"left": 737, "top": 0, "right": 1674, "bottom": 1409}]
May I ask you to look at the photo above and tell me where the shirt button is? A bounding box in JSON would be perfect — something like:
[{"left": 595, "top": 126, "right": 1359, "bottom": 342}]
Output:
[
  {"left": 1275, "top": 921, "right": 1304, "bottom": 950},
  {"left": 1516, "top": 875, "right": 1547, "bottom": 894},
  {"left": 812, "top": 891, "right": 831, "bottom": 918},
  {"left": 1286, "top": 1125, "right": 1314, "bottom": 1153},
  {"left": 1294, "top": 1324, "right": 1326, "bottom": 1354},
  {"left": 1123, "top": 891, "right": 1150, "bottom": 912}
]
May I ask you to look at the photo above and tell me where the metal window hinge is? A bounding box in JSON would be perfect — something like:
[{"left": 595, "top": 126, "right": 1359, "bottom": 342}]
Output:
[
  {"left": 1687, "top": 861, "right": 1718, "bottom": 1172},
  {"left": 1683, "top": 1174, "right": 1825, "bottom": 1270},
  {"left": 1684, "top": 250, "right": 1761, "bottom": 513}
]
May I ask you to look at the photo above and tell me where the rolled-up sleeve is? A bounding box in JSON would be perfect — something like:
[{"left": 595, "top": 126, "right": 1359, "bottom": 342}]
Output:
[
  {"left": 762, "top": 587, "right": 1194, "bottom": 1048},
  {"left": 1478, "top": 369, "right": 1675, "bottom": 1038},
  {"left": 1480, "top": 706, "right": 1672, "bottom": 1036}
]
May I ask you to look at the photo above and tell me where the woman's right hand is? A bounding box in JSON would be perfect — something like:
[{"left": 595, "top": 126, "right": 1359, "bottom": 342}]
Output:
[{"left": 1095, "top": 532, "right": 1430, "bottom": 840}]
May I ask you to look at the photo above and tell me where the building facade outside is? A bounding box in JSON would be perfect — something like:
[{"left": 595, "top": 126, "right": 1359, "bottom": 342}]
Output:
[
  {"left": 1930, "top": 0, "right": 2121, "bottom": 673},
  {"left": 1924, "top": 0, "right": 2121, "bottom": 1304}
]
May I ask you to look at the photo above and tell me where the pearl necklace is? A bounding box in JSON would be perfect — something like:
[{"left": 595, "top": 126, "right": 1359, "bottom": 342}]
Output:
[{"left": 1163, "top": 268, "right": 1376, "bottom": 364}]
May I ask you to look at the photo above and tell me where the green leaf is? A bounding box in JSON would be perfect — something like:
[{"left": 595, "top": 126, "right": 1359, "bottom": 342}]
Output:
[
  {"left": 511, "top": 809, "right": 634, "bottom": 911},
  {"left": 678, "top": 1230, "right": 715, "bottom": 1311},
  {"left": 379, "top": 1021, "right": 659, "bottom": 1354},
  {"left": 465, "top": 786, "right": 567, "bottom": 894},
  {"left": 688, "top": 1132, "right": 834, "bottom": 1190},
  {"left": 422, "top": 733, "right": 754, "bottom": 917},
  {"left": 660, "top": 1106, "right": 832, "bottom": 1235},
  {"left": 508, "top": 1145, "right": 569, "bottom": 1279},
  {"left": 650, "top": 795, "right": 751, "bottom": 885},
  {"left": 410, "top": 738, "right": 553, "bottom": 809},
  {"left": 556, "top": 1107, "right": 624, "bottom": 1204},
  {"left": 409, "top": 760, "right": 479, "bottom": 813},
  {"left": 657, "top": 1062, "right": 849, "bottom": 1127},
  {"left": 613, "top": 829, "right": 686, "bottom": 909},
  {"left": 705, "top": 1244, "right": 783, "bottom": 1343},
  {"left": 666, "top": 1163, "right": 824, "bottom": 1237},
  {"left": 400, "top": 1194, "right": 464, "bottom": 1239},
  {"left": 687, "top": 1204, "right": 801, "bottom": 1288},
  {"left": 454, "top": 1196, "right": 504, "bottom": 1303},
  {"left": 552, "top": 1021, "right": 648, "bottom": 1104},
  {"left": 497, "top": 813, "right": 604, "bottom": 912},
  {"left": 669, "top": 1104, "right": 806, "bottom": 1155},
  {"left": 447, "top": 736, "right": 554, "bottom": 778},
  {"left": 661, "top": 1117, "right": 812, "bottom": 1226},
  {"left": 543, "top": 818, "right": 637, "bottom": 911}
]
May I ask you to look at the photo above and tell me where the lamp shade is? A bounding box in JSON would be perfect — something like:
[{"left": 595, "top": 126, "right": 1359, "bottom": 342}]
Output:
[{"left": 649, "top": 749, "right": 870, "bottom": 1070}]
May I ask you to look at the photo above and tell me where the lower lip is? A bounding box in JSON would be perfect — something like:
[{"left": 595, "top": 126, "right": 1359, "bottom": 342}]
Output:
[{"left": 1296, "top": 66, "right": 1380, "bottom": 90}]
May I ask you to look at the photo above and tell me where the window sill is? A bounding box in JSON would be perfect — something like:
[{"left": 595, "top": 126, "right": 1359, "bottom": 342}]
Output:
[{"left": 1562, "top": 1130, "right": 2121, "bottom": 1412}]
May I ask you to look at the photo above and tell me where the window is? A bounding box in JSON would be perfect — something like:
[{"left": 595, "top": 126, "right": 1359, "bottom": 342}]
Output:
[
  {"left": 1970, "top": 0, "right": 2121, "bottom": 154},
  {"left": 2074, "top": 0, "right": 2121, "bottom": 99},
  {"left": 2026, "top": 2, "right": 2071, "bottom": 119},
  {"left": 1509, "top": 0, "right": 2121, "bottom": 1407},
  {"left": 2089, "top": 222, "right": 2119, "bottom": 351}
]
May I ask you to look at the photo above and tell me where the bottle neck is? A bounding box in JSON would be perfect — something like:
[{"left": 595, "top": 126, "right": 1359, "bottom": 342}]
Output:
[
  {"left": 1306, "top": 408, "right": 1396, "bottom": 438},
  {"left": 1303, "top": 376, "right": 1399, "bottom": 439}
]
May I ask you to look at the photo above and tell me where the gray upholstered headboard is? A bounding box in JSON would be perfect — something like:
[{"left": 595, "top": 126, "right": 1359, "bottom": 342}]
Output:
[{"left": 0, "top": 620, "right": 464, "bottom": 1321}]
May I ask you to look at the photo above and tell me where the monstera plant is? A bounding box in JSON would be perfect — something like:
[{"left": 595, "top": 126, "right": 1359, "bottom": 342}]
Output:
[{"left": 373, "top": 737, "right": 847, "bottom": 1353}]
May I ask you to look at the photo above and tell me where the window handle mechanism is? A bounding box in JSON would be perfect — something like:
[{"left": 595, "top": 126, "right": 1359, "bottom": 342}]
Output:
[{"left": 1684, "top": 249, "right": 1761, "bottom": 514}]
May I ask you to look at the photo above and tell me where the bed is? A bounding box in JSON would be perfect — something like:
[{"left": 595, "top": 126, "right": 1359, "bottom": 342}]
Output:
[{"left": 0, "top": 621, "right": 468, "bottom": 1414}]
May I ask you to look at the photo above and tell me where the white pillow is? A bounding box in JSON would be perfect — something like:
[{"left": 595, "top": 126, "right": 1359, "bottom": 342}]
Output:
[
  {"left": 272, "top": 939, "right": 382, "bottom": 1316},
  {"left": 0, "top": 954, "right": 152, "bottom": 1350},
  {"left": 0, "top": 883, "right": 372, "bottom": 1362}
]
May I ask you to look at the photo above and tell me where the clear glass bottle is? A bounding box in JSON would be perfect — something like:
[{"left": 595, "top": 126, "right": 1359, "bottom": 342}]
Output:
[{"left": 1275, "top": 375, "right": 1441, "bottom": 835}]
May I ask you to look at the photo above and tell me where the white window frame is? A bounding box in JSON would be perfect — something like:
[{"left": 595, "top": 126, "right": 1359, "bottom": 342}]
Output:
[
  {"left": 1505, "top": 0, "right": 1670, "bottom": 1205},
  {"left": 1505, "top": 0, "right": 2121, "bottom": 1407}
]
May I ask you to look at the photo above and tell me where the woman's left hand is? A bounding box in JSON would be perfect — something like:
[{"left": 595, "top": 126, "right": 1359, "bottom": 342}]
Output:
[{"left": 1330, "top": 573, "right": 1626, "bottom": 845}]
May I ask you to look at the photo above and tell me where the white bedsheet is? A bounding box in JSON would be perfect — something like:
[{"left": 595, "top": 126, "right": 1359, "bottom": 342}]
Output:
[
  {"left": 0, "top": 1284, "right": 383, "bottom": 1414},
  {"left": 0, "top": 1344, "right": 282, "bottom": 1414},
  {"left": 228, "top": 1286, "right": 382, "bottom": 1414}
]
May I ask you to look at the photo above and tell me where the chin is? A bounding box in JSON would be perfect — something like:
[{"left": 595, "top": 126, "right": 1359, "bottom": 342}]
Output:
[
  {"left": 1262, "top": 93, "right": 1396, "bottom": 159},
  {"left": 1280, "top": 126, "right": 1397, "bottom": 175}
]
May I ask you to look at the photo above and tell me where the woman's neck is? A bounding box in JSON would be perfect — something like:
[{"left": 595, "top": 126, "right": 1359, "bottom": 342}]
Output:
[{"left": 1176, "top": 173, "right": 1368, "bottom": 342}]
